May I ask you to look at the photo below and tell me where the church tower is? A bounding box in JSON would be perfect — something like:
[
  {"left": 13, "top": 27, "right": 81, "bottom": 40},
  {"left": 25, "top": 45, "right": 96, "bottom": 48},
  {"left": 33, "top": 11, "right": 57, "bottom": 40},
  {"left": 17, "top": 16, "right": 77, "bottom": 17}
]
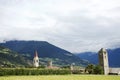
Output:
[
  {"left": 33, "top": 51, "right": 39, "bottom": 67},
  {"left": 98, "top": 48, "right": 109, "bottom": 75}
]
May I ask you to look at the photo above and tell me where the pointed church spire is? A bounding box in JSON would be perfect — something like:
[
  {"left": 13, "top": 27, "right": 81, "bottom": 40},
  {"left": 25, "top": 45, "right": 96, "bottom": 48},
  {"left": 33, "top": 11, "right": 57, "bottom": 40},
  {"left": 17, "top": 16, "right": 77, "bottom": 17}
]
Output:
[{"left": 34, "top": 50, "right": 38, "bottom": 57}]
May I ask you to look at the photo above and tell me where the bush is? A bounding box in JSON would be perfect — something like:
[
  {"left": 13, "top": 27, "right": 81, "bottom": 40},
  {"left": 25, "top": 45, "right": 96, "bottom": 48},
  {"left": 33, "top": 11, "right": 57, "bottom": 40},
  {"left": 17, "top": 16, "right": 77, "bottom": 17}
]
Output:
[
  {"left": 85, "top": 64, "right": 103, "bottom": 74},
  {"left": 93, "top": 65, "right": 103, "bottom": 74}
]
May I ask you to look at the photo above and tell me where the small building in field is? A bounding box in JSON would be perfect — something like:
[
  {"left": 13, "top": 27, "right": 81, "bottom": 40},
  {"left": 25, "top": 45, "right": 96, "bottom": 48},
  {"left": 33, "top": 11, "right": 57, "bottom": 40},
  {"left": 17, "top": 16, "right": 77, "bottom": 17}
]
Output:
[
  {"left": 109, "top": 68, "right": 120, "bottom": 75},
  {"left": 46, "top": 60, "right": 59, "bottom": 69}
]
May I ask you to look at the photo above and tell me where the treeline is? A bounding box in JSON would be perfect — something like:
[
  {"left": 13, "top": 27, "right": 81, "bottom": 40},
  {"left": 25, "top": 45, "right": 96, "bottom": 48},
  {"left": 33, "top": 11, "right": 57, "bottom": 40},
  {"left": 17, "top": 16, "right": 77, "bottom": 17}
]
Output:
[
  {"left": 0, "top": 68, "right": 71, "bottom": 76},
  {"left": 0, "top": 65, "right": 103, "bottom": 76}
]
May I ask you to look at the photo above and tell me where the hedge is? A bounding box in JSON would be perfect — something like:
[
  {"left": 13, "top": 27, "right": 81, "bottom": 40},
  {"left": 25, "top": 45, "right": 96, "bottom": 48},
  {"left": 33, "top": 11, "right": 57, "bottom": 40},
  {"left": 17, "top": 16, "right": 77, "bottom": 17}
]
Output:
[{"left": 0, "top": 68, "right": 71, "bottom": 76}]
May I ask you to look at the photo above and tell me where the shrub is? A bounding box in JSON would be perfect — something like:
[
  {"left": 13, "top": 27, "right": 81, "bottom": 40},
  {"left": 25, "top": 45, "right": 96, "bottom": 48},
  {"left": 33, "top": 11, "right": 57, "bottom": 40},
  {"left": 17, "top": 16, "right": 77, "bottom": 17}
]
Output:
[{"left": 93, "top": 65, "right": 103, "bottom": 74}]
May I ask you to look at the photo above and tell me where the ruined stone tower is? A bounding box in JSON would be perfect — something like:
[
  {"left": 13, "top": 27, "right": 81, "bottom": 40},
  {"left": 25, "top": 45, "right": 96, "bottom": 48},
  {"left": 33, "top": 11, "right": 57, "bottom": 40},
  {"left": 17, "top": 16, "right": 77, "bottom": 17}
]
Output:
[
  {"left": 98, "top": 48, "right": 109, "bottom": 75},
  {"left": 33, "top": 51, "right": 39, "bottom": 67},
  {"left": 47, "top": 60, "right": 53, "bottom": 68}
]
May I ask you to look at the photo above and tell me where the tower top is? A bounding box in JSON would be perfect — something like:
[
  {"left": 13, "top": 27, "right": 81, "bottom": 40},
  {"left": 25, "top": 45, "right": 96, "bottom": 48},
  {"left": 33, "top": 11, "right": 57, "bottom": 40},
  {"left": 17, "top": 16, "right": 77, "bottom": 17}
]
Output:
[
  {"left": 99, "top": 48, "right": 107, "bottom": 53},
  {"left": 100, "top": 48, "right": 106, "bottom": 51}
]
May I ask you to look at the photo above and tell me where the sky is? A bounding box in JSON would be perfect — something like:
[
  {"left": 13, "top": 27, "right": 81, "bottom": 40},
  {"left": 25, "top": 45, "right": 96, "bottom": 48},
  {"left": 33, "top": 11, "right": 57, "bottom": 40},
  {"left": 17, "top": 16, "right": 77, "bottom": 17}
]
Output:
[{"left": 0, "top": 0, "right": 120, "bottom": 53}]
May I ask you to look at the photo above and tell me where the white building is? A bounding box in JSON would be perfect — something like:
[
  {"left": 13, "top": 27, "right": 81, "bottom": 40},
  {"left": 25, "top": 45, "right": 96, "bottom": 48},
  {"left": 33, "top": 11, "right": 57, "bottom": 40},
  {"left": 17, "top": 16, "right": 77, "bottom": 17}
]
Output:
[
  {"left": 33, "top": 51, "right": 39, "bottom": 67},
  {"left": 109, "top": 68, "right": 120, "bottom": 75}
]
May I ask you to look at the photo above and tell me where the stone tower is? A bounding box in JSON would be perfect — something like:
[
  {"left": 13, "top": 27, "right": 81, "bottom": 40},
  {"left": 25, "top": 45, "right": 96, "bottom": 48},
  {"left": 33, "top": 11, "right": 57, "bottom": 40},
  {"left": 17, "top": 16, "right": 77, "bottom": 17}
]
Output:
[
  {"left": 33, "top": 51, "right": 39, "bottom": 67},
  {"left": 47, "top": 60, "right": 53, "bottom": 68},
  {"left": 98, "top": 48, "right": 109, "bottom": 75}
]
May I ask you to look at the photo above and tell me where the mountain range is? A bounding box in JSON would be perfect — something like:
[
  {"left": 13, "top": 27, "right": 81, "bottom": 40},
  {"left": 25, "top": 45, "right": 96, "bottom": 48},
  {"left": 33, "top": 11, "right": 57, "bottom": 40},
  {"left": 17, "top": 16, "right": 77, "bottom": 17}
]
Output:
[
  {"left": 0, "top": 40, "right": 89, "bottom": 67},
  {"left": 76, "top": 48, "right": 120, "bottom": 67}
]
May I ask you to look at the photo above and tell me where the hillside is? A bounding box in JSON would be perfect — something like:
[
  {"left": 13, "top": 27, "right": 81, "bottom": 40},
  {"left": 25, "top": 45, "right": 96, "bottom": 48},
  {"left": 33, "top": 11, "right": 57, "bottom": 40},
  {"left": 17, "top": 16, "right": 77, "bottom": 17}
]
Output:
[
  {"left": 76, "top": 48, "right": 120, "bottom": 67},
  {"left": 76, "top": 52, "right": 98, "bottom": 64},
  {"left": 0, "top": 40, "right": 89, "bottom": 66},
  {"left": 0, "top": 46, "right": 31, "bottom": 67}
]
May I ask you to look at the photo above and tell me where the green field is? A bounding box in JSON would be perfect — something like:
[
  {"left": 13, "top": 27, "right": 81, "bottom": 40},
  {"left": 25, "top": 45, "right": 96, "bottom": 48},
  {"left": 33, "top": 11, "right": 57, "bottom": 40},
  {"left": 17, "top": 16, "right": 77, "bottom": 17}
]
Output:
[{"left": 0, "top": 75, "right": 120, "bottom": 80}]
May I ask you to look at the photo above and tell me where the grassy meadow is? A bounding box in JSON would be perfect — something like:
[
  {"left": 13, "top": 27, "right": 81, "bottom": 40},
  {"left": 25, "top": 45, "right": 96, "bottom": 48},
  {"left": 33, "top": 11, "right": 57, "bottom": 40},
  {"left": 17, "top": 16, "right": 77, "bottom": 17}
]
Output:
[{"left": 0, "top": 75, "right": 120, "bottom": 80}]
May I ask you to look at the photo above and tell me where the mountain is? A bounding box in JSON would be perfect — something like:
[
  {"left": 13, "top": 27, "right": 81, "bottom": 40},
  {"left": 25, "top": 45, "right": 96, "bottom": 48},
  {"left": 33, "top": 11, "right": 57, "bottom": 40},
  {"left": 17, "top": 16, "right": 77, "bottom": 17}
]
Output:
[
  {"left": 0, "top": 40, "right": 89, "bottom": 66},
  {"left": 0, "top": 46, "right": 31, "bottom": 67},
  {"left": 76, "top": 48, "right": 120, "bottom": 67},
  {"left": 107, "top": 48, "right": 120, "bottom": 67},
  {"left": 76, "top": 52, "right": 98, "bottom": 64}
]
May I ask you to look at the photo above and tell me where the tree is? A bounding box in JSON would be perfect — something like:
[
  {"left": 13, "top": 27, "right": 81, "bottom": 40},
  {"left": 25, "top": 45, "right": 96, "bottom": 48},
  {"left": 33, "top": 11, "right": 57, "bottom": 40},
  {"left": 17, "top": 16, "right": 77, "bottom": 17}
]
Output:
[
  {"left": 93, "top": 65, "right": 103, "bottom": 74},
  {"left": 85, "top": 64, "right": 94, "bottom": 74}
]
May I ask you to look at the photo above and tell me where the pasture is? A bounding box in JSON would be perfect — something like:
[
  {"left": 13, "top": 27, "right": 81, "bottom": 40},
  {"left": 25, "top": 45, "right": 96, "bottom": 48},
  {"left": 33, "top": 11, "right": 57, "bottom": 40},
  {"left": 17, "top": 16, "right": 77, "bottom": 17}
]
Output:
[{"left": 0, "top": 75, "right": 120, "bottom": 80}]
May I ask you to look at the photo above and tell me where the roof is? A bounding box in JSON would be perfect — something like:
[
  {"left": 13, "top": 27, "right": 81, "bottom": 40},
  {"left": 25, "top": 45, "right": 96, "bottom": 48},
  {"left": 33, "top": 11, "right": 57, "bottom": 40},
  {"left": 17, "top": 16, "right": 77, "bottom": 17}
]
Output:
[{"left": 99, "top": 48, "right": 107, "bottom": 54}]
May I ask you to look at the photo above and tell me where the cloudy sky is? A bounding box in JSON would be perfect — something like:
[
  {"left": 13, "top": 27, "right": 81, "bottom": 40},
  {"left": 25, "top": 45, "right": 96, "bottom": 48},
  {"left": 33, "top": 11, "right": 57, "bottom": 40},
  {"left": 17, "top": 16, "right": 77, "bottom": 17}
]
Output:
[{"left": 0, "top": 0, "right": 120, "bottom": 53}]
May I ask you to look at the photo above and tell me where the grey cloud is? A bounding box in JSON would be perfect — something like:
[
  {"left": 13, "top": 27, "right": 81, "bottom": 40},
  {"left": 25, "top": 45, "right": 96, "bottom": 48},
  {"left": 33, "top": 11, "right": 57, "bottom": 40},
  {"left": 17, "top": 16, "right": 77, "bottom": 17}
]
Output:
[{"left": 0, "top": 0, "right": 120, "bottom": 52}]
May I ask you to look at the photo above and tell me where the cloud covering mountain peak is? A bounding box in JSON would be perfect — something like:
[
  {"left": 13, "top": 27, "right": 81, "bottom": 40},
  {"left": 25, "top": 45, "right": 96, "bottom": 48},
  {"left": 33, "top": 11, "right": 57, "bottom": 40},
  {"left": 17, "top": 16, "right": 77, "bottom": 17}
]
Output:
[{"left": 0, "top": 0, "right": 120, "bottom": 52}]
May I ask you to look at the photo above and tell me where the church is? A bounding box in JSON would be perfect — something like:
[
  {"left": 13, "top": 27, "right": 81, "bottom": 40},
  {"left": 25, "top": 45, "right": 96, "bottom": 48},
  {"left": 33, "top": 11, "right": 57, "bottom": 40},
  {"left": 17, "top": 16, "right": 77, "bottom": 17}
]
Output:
[
  {"left": 33, "top": 51, "right": 39, "bottom": 67},
  {"left": 33, "top": 51, "right": 59, "bottom": 69},
  {"left": 98, "top": 48, "right": 120, "bottom": 75}
]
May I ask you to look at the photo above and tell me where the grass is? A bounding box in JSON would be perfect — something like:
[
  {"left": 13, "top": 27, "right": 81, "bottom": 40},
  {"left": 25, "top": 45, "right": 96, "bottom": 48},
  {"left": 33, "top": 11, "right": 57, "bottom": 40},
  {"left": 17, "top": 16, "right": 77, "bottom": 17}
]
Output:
[{"left": 0, "top": 75, "right": 120, "bottom": 80}]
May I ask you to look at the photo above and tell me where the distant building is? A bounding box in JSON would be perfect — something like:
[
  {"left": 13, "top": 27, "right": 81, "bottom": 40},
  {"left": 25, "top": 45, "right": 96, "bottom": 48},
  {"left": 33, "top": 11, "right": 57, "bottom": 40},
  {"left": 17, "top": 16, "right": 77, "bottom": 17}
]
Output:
[
  {"left": 70, "top": 63, "right": 75, "bottom": 70},
  {"left": 70, "top": 64, "right": 74, "bottom": 71},
  {"left": 33, "top": 51, "right": 39, "bottom": 67},
  {"left": 46, "top": 60, "right": 59, "bottom": 69},
  {"left": 47, "top": 60, "right": 53, "bottom": 68},
  {"left": 98, "top": 48, "right": 120, "bottom": 75},
  {"left": 109, "top": 68, "right": 120, "bottom": 75}
]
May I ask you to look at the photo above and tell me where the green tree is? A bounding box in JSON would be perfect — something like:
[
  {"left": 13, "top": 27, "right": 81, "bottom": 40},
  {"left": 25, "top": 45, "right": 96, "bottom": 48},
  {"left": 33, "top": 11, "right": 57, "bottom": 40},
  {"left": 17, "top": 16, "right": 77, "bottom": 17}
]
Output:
[
  {"left": 93, "top": 65, "right": 103, "bottom": 74},
  {"left": 85, "top": 64, "right": 94, "bottom": 74}
]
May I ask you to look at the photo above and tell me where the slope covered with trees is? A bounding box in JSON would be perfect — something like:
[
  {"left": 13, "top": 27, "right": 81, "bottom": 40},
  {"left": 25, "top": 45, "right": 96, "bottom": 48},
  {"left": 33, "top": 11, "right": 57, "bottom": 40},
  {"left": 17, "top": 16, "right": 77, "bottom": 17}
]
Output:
[{"left": 0, "top": 46, "right": 31, "bottom": 67}]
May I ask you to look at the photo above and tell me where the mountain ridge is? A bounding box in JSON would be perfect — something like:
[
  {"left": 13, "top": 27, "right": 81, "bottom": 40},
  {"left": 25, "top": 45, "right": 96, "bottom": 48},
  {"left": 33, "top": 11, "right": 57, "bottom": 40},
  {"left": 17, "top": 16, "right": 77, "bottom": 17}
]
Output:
[
  {"left": 76, "top": 48, "right": 120, "bottom": 67},
  {"left": 0, "top": 40, "right": 89, "bottom": 66}
]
